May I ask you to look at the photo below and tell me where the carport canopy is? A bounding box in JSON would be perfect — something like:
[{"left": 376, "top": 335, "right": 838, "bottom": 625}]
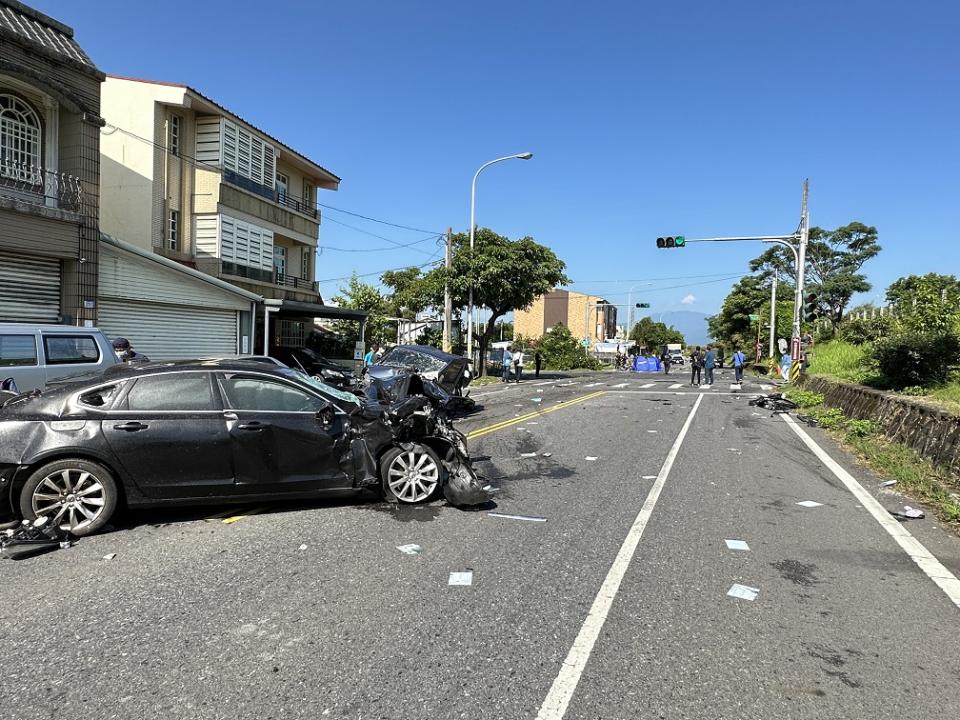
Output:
[{"left": 262, "top": 299, "right": 369, "bottom": 354}]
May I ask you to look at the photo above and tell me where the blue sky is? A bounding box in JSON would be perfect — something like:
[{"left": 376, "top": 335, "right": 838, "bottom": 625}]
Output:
[{"left": 37, "top": 0, "right": 960, "bottom": 320}]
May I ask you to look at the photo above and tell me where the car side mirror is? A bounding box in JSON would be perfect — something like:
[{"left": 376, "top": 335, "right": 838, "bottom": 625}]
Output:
[{"left": 316, "top": 403, "right": 336, "bottom": 426}]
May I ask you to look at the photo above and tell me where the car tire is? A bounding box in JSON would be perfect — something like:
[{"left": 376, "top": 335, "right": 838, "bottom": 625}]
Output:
[
  {"left": 19, "top": 459, "right": 118, "bottom": 537},
  {"left": 379, "top": 444, "right": 444, "bottom": 504}
]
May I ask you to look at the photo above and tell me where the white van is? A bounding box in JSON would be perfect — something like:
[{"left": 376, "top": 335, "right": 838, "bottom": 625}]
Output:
[{"left": 0, "top": 324, "right": 119, "bottom": 393}]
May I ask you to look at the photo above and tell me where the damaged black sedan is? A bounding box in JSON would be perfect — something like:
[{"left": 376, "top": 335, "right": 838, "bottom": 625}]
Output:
[{"left": 0, "top": 360, "right": 490, "bottom": 536}]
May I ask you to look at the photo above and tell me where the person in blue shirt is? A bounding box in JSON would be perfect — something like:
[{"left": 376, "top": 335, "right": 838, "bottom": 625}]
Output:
[
  {"left": 732, "top": 346, "right": 747, "bottom": 383},
  {"left": 703, "top": 345, "right": 716, "bottom": 385},
  {"left": 501, "top": 346, "right": 513, "bottom": 382},
  {"left": 363, "top": 343, "right": 379, "bottom": 366}
]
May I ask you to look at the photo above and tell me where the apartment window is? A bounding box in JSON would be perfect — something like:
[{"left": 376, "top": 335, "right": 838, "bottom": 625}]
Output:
[
  {"left": 302, "top": 182, "right": 314, "bottom": 210},
  {"left": 222, "top": 119, "right": 275, "bottom": 188},
  {"left": 0, "top": 93, "right": 41, "bottom": 180},
  {"left": 275, "top": 172, "right": 288, "bottom": 201},
  {"left": 301, "top": 248, "right": 311, "bottom": 280},
  {"left": 168, "top": 115, "right": 180, "bottom": 156},
  {"left": 168, "top": 209, "right": 180, "bottom": 250}
]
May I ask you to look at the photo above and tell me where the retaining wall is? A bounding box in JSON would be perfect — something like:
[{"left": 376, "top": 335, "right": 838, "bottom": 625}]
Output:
[{"left": 799, "top": 375, "right": 960, "bottom": 477}]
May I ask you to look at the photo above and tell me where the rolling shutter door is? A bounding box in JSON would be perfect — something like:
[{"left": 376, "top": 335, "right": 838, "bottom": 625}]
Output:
[
  {"left": 0, "top": 251, "right": 61, "bottom": 323},
  {"left": 98, "top": 300, "right": 237, "bottom": 360}
]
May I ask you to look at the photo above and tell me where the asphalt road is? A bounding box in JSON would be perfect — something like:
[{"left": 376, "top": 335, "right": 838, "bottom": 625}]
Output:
[{"left": 2, "top": 367, "right": 959, "bottom": 719}]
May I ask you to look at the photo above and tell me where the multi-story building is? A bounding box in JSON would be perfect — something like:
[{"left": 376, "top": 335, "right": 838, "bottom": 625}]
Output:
[
  {"left": 514, "top": 289, "right": 617, "bottom": 343},
  {"left": 98, "top": 75, "right": 357, "bottom": 356},
  {"left": 0, "top": 0, "right": 103, "bottom": 325}
]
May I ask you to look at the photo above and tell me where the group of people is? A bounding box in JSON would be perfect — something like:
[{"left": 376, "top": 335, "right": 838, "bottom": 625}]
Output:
[
  {"left": 501, "top": 347, "right": 543, "bottom": 383},
  {"left": 687, "top": 345, "right": 747, "bottom": 386}
]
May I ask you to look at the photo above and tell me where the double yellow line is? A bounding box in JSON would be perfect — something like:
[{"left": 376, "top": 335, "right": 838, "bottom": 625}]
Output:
[{"left": 466, "top": 390, "right": 607, "bottom": 441}]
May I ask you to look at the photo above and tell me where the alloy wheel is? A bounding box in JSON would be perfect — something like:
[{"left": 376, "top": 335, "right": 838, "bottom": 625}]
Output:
[
  {"left": 387, "top": 449, "right": 440, "bottom": 503},
  {"left": 31, "top": 468, "right": 107, "bottom": 532}
]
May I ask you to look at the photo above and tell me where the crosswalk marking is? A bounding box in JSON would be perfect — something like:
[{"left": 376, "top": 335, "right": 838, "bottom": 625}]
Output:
[
  {"left": 669, "top": 383, "right": 682, "bottom": 389},
  {"left": 611, "top": 383, "right": 628, "bottom": 388},
  {"left": 639, "top": 383, "right": 654, "bottom": 389}
]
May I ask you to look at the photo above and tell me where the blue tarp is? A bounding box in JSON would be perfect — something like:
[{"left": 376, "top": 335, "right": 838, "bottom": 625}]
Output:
[{"left": 631, "top": 355, "right": 662, "bottom": 372}]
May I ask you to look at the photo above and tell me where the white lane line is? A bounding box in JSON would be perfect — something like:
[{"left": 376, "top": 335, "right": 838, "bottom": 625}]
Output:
[
  {"left": 639, "top": 383, "right": 655, "bottom": 389},
  {"left": 584, "top": 382, "right": 603, "bottom": 388},
  {"left": 783, "top": 413, "right": 960, "bottom": 610},
  {"left": 669, "top": 383, "right": 682, "bottom": 389},
  {"left": 535, "top": 393, "right": 704, "bottom": 720},
  {"left": 533, "top": 380, "right": 557, "bottom": 386},
  {"left": 611, "top": 383, "right": 628, "bottom": 388}
]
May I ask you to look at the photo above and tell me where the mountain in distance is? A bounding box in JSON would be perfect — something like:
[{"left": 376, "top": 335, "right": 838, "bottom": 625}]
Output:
[{"left": 657, "top": 310, "right": 711, "bottom": 346}]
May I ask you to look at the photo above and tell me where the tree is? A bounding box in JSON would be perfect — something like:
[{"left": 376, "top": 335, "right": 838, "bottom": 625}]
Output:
[
  {"left": 707, "top": 275, "right": 769, "bottom": 347},
  {"left": 330, "top": 273, "right": 393, "bottom": 345},
  {"left": 537, "top": 322, "right": 598, "bottom": 370},
  {"left": 885, "top": 273, "right": 960, "bottom": 335},
  {"left": 628, "top": 316, "right": 683, "bottom": 352},
  {"left": 386, "top": 228, "right": 569, "bottom": 374}
]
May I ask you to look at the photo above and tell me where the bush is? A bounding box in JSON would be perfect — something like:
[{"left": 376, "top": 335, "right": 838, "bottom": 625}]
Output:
[
  {"left": 788, "top": 389, "right": 825, "bottom": 408},
  {"left": 873, "top": 330, "right": 960, "bottom": 388},
  {"left": 538, "top": 323, "right": 600, "bottom": 371},
  {"left": 845, "top": 418, "right": 880, "bottom": 437},
  {"left": 838, "top": 315, "right": 893, "bottom": 345},
  {"left": 812, "top": 407, "right": 846, "bottom": 429}
]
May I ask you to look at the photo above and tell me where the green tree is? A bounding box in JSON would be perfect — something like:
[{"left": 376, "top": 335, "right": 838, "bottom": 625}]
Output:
[
  {"left": 885, "top": 273, "right": 960, "bottom": 335},
  {"left": 537, "top": 322, "right": 598, "bottom": 370},
  {"left": 330, "top": 273, "right": 394, "bottom": 345},
  {"left": 628, "top": 316, "right": 683, "bottom": 352},
  {"left": 386, "top": 228, "right": 569, "bottom": 374},
  {"left": 707, "top": 275, "right": 768, "bottom": 347}
]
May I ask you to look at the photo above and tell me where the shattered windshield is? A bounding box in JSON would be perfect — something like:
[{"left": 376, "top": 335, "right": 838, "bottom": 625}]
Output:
[
  {"left": 378, "top": 348, "right": 447, "bottom": 373},
  {"left": 283, "top": 369, "right": 361, "bottom": 408}
]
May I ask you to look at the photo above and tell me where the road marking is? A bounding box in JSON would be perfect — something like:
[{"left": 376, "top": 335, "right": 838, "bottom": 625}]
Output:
[
  {"left": 783, "top": 413, "right": 960, "bottom": 610},
  {"left": 466, "top": 391, "right": 606, "bottom": 441},
  {"left": 532, "top": 380, "right": 557, "bottom": 386},
  {"left": 222, "top": 507, "right": 268, "bottom": 524},
  {"left": 669, "top": 383, "right": 682, "bottom": 389},
  {"left": 610, "top": 383, "right": 628, "bottom": 388},
  {"left": 535, "top": 393, "right": 704, "bottom": 720},
  {"left": 639, "top": 383, "right": 654, "bottom": 389},
  {"left": 584, "top": 382, "right": 603, "bottom": 388}
]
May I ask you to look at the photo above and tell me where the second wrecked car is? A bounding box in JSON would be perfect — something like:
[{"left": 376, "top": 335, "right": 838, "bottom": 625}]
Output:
[{"left": 0, "top": 359, "right": 491, "bottom": 536}]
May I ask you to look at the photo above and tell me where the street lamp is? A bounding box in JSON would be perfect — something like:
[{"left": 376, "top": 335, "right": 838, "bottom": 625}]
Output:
[{"left": 466, "top": 152, "right": 534, "bottom": 363}]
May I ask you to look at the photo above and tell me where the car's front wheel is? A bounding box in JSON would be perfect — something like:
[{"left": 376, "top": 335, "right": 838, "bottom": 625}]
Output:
[
  {"left": 19, "top": 459, "right": 118, "bottom": 537},
  {"left": 380, "top": 445, "right": 443, "bottom": 504}
]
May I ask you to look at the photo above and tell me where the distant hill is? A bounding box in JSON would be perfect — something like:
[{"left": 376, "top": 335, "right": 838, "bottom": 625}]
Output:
[{"left": 658, "top": 311, "right": 711, "bottom": 346}]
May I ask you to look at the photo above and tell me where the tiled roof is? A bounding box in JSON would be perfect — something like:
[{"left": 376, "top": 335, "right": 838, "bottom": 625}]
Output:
[{"left": 0, "top": 1, "right": 95, "bottom": 68}]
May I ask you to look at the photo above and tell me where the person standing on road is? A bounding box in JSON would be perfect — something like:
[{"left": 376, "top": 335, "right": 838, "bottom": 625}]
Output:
[
  {"left": 534, "top": 350, "right": 543, "bottom": 378},
  {"left": 363, "top": 343, "right": 379, "bottom": 367},
  {"left": 513, "top": 348, "right": 525, "bottom": 383},
  {"left": 501, "top": 346, "right": 513, "bottom": 382},
  {"left": 703, "top": 345, "right": 716, "bottom": 385},
  {"left": 732, "top": 346, "right": 747, "bottom": 384},
  {"left": 690, "top": 346, "right": 702, "bottom": 386},
  {"left": 660, "top": 349, "right": 671, "bottom": 375}
]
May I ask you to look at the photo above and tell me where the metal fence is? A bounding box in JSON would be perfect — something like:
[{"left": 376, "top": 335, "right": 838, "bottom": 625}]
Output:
[{"left": 0, "top": 160, "right": 82, "bottom": 212}]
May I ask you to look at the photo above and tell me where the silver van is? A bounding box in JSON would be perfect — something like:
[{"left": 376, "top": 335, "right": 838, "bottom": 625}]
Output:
[{"left": 0, "top": 324, "right": 119, "bottom": 392}]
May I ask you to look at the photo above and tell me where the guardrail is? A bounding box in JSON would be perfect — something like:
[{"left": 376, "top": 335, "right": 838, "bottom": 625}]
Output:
[{"left": 222, "top": 169, "right": 318, "bottom": 219}]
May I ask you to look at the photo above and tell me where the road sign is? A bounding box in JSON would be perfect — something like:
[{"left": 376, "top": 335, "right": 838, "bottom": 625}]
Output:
[
  {"left": 581, "top": 338, "right": 591, "bottom": 348},
  {"left": 354, "top": 341, "right": 364, "bottom": 361},
  {"left": 749, "top": 314, "right": 759, "bottom": 321}
]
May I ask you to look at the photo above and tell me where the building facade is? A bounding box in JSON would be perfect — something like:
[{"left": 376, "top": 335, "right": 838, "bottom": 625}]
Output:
[
  {"left": 514, "top": 289, "right": 617, "bottom": 343},
  {"left": 0, "top": 0, "right": 104, "bottom": 326}
]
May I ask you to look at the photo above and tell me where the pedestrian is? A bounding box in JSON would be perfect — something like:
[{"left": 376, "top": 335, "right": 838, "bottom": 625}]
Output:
[
  {"left": 690, "top": 346, "right": 702, "bottom": 386},
  {"left": 534, "top": 350, "right": 543, "bottom": 378},
  {"left": 501, "top": 346, "right": 513, "bottom": 382},
  {"left": 703, "top": 345, "right": 716, "bottom": 385},
  {"left": 732, "top": 345, "right": 747, "bottom": 384},
  {"left": 112, "top": 337, "right": 149, "bottom": 364},
  {"left": 660, "top": 349, "right": 671, "bottom": 375},
  {"left": 363, "top": 342, "right": 379, "bottom": 366},
  {"left": 513, "top": 347, "right": 525, "bottom": 383}
]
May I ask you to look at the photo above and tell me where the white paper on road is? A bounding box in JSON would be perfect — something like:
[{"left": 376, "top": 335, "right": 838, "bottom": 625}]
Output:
[
  {"left": 647, "top": 430, "right": 658, "bottom": 433},
  {"left": 880, "top": 480, "right": 897, "bottom": 487},
  {"left": 542, "top": 452, "right": 553, "bottom": 457},
  {"left": 641, "top": 475, "right": 657, "bottom": 480},
  {"left": 725, "top": 539, "right": 750, "bottom": 551},
  {"left": 585, "top": 456, "right": 599, "bottom": 461},
  {"left": 448, "top": 571, "right": 473, "bottom": 586},
  {"left": 796, "top": 500, "right": 823, "bottom": 508},
  {"left": 397, "top": 544, "right": 422, "bottom": 555},
  {"left": 727, "top": 584, "right": 760, "bottom": 601},
  {"left": 488, "top": 512, "right": 547, "bottom": 523},
  {"left": 298, "top": 544, "right": 308, "bottom": 551},
  {"left": 520, "top": 452, "right": 538, "bottom": 458},
  {"left": 532, "top": 398, "right": 543, "bottom": 403}
]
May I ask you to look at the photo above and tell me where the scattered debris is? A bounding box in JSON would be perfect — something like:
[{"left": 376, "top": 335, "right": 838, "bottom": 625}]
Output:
[
  {"left": 488, "top": 512, "right": 547, "bottom": 523},
  {"left": 727, "top": 448, "right": 741, "bottom": 453},
  {"left": 727, "top": 583, "right": 760, "bottom": 601},
  {"left": 796, "top": 414, "right": 820, "bottom": 426},
  {"left": 531, "top": 398, "right": 543, "bottom": 403},
  {"left": 749, "top": 393, "right": 798, "bottom": 413},
  {"left": 796, "top": 500, "right": 823, "bottom": 508},
  {"left": 725, "top": 539, "right": 750, "bottom": 551},
  {"left": 520, "top": 452, "right": 538, "bottom": 458},
  {"left": 585, "top": 456, "right": 599, "bottom": 461},
  {"left": 1, "top": 517, "right": 74, "bottom": 560},
  {"left": 103, "top": 553, "right": 117, "bottom": 561},
  {"left": 396, "top": 544, "right": 423, "bottom": 555},
  {"left": 641, "top": 475, "right": 657, "bottom": 480},
  {"left": 879, "top": 480, "right": 897, "bottom": 488},
  {"left": 542, "top": 452, "right": 553, "bottom": 457},
  {"left": 298, "top": 544, "right": 308, "bottom": 551},
  {"left": 647, "top": 430, "right": 658, "bottom": 433},
  {"left": 448, "top": 570, "right": 473, "bottom": 586},
  {"left": 890, "top": 505, "right": 925, "bottom": 521}
]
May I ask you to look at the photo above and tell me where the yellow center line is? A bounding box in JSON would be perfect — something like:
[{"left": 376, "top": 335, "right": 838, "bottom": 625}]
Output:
[
  {"left": 221, "top": 506, "right": 268, "bottom": 524},
  {"left": 466, "top": 390, "right": 607, "bottom": 441}
]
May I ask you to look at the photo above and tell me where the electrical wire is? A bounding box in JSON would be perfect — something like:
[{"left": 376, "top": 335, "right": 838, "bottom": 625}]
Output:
[
  {"left": 316, "top": 248, "right": 443, "bottom": 284},
  {"left": 567, "top": 271, "right": 746, "bottom": 283},
  {"left": 320, "top": 216, "right": 441, "bottom": 255}
]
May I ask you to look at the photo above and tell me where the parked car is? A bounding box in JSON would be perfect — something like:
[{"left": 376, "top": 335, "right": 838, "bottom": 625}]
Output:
[
  {"left": 669, "top": 352, "right": 685, "bottom": 366},
  {"left": 368, "top": 344, "right": 472, "bottom": 396},
  {"left": 0, "top": 360, "right": 489, "bottom": 535},
  {"left": 271, "top": 347, "right": 354, "bottom": 388},
  {"left": 0, "top": 324, "right": 118, "bottom": 393}
]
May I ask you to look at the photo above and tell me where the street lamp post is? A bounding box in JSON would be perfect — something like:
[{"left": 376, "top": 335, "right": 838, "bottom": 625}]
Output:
[{"left": 466, "top": 152, "right": 533, "bottom": 364}]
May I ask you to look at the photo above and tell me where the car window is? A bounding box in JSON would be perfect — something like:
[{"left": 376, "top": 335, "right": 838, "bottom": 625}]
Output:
[
  {"left": 126, "top": 373, "right": 217, "bottom": 412},
  {"left": 0, "top": 334, "right": 37, "bottom": 367},
  {"left": 378, "top": 348, "right": 446, "bottom": 373},
  {"left": 78, "top": 384, "right": 121, "bottom": 408},
  {"left": 43, "top": 336, "right": 101, "bottom": 366},
  {"left": 219, "top": 376, "right": 327, "bottom": 413}
]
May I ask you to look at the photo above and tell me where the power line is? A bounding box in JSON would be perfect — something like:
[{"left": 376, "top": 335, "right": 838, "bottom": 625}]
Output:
[
  {"left": 321, "top": 216, "right": 441, "bottom": 255},
  {"left": 559, "top": 274, "right": 747, "bottom": 300},
  {"left": 317, "top": 203, "right": 443, "bottom": 235},
  {"left": 567, "top": 271, "right": 745, "bottom": 283},
  {"left": 316, "top": 251, "right": 442, "bottom": 285}
]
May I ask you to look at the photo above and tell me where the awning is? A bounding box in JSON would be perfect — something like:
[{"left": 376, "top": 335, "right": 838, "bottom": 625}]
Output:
[{"left": 263, "top": 298, "right": 368, "bottom": 322}]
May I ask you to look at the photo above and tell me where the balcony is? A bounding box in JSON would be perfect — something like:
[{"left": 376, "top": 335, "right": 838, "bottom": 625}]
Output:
[
  {"left": 0, "top": 160, "right": 82, "bottom": 213},
  {"left": 222, "top": 169, "right": 318, "bottom": 219},
  {"left": 219, "top": 260, "right": 319, "bottom": 295}
]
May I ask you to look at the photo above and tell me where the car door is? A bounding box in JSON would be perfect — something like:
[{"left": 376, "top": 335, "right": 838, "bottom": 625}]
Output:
[
  {"left": 102, "top": 372, "right": 235, "bottom": 499},
  {"left": 0, "top": 331, "right": 43, "bottom": 392},
  {"left": 216, "top": 372, "right": 350, "bottom": 494}
]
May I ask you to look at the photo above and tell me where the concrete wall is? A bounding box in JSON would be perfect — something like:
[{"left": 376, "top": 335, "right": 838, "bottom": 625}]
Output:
[
  {"left": 515, "top": 289, "right": 610, "bottom": 341},
  {"left": 800, "top": 375, "right": 960, "bottom": 477}
]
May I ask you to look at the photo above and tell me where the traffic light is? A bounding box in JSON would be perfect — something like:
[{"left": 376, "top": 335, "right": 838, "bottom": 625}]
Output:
[
  {"left": 636, "top": 303, "right": 650, "bottom": 308},
  {"left": 803, "top": 293, "right": 818, "bottom": 322},
  {"left": 656, "top": 235, "right": 686, "bottom": 248}
]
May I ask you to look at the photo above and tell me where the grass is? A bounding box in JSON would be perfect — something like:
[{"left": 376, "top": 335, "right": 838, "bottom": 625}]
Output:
[{"left": 784, "top": 389, "right": 960, "bottom": 530}]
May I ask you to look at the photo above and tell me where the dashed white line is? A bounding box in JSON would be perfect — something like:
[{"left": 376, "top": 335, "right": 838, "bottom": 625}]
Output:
[
  {"left": 611, "top": 383, "right": 628, "bottom": 388},
  {"left": 783, "top": 413, "right": 960, "bottom": 610},
  {"left": 669, "top": 383, "right": 682, "bottom": 389},
  {"left": 535, "top": 394, "right": 704, "bottom": 720},
  {"left": 584, "top": 382, "right": 603, "bottom": 388},
  {"left": 639, "top": 383, "right": 654, "bottom": 389}
]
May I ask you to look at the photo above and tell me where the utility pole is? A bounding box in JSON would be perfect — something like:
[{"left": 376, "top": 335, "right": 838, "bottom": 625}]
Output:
[
  {"left": 443, "top": 227, "right": 452, "bottom": 353},
  {"left": 792, "top": 179, "right": 809, "bottom": 361},
  {"left": 769, "top": 268, "right": 778, "bottom": 358}
]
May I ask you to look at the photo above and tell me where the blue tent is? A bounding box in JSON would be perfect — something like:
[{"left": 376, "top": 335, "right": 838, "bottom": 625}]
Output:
[{"left": 631, "top": 355, "right": 662, "bottom": 372}]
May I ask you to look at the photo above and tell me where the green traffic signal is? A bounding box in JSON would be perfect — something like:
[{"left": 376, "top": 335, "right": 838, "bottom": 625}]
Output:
[
  {"left": 674, "top": 235, "right": 685, "bottom": 247},
  {"left": 656, "top": 235, "right": 686, "bottom": 249}
]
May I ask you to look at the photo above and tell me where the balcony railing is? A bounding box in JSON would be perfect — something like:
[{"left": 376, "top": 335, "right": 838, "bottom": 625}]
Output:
[
  {"left": 222, "top": 168, "right": 319, "bottom": 219},
  {"left": 0, "top": 160, "right": 82, "bottom": 212},
  {"left": 221, "top": 260, "right": 320, "bottom": 294}
]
